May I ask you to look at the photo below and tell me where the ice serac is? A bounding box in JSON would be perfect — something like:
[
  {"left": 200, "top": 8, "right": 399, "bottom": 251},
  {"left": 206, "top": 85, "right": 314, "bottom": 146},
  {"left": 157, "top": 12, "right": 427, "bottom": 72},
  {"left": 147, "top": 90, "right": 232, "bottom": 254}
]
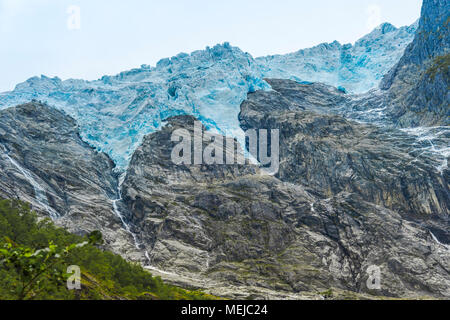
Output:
[
  {"left": 381, "top": 0, "right": 449, "bottom": 127},
  {"left": 0, "top": 43, "right": 269, "bottom": 170},
  {"left": 257, "top": 22, "right": 418, "bottom": 94}
]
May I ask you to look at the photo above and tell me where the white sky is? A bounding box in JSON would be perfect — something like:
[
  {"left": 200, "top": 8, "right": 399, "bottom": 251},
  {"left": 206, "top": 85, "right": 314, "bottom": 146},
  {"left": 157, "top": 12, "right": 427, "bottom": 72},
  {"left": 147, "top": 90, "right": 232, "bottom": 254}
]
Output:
[{"left": 0, "top": 0, "right": 422, "bottom": 92}]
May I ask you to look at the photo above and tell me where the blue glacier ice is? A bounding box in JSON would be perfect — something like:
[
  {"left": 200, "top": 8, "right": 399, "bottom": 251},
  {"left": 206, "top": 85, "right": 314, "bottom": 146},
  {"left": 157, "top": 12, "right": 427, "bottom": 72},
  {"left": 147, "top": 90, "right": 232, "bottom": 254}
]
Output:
[
  {"left": 0, "top": 23, "right": 417, "bottom": 170},
  {"left": 257, "top": 22, "right": 418, "bottom": 93},
  {"left": 0, "top": 43, "right": 269, "bottom": 169}
]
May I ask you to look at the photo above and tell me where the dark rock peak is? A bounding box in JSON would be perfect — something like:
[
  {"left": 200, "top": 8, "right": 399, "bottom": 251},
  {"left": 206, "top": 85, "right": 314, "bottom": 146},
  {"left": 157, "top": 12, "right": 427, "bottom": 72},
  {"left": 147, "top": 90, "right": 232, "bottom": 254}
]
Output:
[
  {"left": 381, "top": 0, "right": 449, "bottom": 89},
  {"left": 118, "top": 80, "right": 450, "bottom": 298},
  {"left": 240, "top": 79, "right": 449, "bottom": 220},
  {"left": 239, "top": 78, "right": 350, "bottom": 132},
  {"left": 1, "top": 101, "right": 76, "bottom": 129},
  {"left": 379, "top": 0, "right": 449, "bottom": 127},
  {"left": 163, "top": 114, "right": 203, "bottom": 130}
]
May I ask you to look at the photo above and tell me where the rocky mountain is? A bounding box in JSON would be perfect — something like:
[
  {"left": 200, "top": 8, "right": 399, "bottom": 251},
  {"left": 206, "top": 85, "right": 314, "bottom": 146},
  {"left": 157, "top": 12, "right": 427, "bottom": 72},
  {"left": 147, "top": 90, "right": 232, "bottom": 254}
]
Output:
[
  {"left": 0, "top": 102, "right": 140, "bottom": 260},
  {"left": 1, "top": 94, "right": 448, "bottom": 300},
  {"left": 119, "top": 110, "right": 449, "bottom": 299},
  {"left": 0, "top": 0, "right": 448, "bottom": 300},
  {"left": 381, "top": 0, "right": 449, "bottom": 127},
  {"left": 241, "top": 79, "right": 449, "bottom": 217}
]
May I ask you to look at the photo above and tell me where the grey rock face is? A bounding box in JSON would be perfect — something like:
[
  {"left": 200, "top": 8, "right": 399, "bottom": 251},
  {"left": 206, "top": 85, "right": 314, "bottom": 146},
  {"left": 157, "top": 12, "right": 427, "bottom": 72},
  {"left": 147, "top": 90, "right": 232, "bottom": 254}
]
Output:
[
  {"left": 241, "top": 79, "right": 449, "bottom": 220},
  {"left": 0, "top": 101, "right": 140, "bottom": 259},
  {"left": 381, "top": 0, "right": 449, "bottom": 127},
  {"left": 122, "top": 112, "right": 449, "bottom": 299}
]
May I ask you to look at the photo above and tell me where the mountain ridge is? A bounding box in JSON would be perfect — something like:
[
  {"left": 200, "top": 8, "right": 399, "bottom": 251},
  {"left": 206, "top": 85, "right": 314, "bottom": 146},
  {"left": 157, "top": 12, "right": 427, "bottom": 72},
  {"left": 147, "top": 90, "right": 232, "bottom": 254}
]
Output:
[
  {"left": 0, "top": 22, "right": 417, "bottom": 170},
  {"left": 380, "top": 0, "right": 449, "bottom": 127}
]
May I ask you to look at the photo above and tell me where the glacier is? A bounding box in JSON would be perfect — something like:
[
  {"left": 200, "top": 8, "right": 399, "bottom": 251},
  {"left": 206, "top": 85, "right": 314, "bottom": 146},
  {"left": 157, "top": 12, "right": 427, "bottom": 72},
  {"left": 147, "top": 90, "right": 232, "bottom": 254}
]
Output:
[
  {"left": 257, "top": 22, "right": 418, "bottom": 93},
  {"left": 0, "top": 43, "right": 269, "bottom": 169},
  {"left": 0, "top": 23, "right": 417, "bottom": 170}
]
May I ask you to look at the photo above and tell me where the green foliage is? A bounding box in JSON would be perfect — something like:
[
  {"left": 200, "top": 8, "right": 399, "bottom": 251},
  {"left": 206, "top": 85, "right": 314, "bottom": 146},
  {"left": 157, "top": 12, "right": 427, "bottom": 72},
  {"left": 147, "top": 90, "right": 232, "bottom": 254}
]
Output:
[
  {"left": 426, "top": 54, "right": 450, "bottom": 80},
  {"left": 87, "top": 230, "right": 103, "bottom": 246},
  {"left": 0, "top": 199, "right": 217, "bottom": 300},
  {"left": 319, "top": 289, "right": 334, "bottom": 299},
  {"left": 0, "top": 239, "right": 76, "bottom": 300}
]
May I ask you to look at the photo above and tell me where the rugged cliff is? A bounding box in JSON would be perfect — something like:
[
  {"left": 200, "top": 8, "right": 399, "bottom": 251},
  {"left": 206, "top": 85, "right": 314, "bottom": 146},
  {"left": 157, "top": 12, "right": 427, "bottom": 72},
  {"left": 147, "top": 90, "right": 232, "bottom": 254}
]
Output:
[
  {"left": 0, "top": 101, "right": 140, "bottom": 260},
  {"left": 381, "top": 0, "right": 449, "bottom": 127},
  {"left": 241, "top": 79, "right": 449, "bottom": 220},
  {"left": 120, "top": 111, "right": 449, "bottom": 299}
]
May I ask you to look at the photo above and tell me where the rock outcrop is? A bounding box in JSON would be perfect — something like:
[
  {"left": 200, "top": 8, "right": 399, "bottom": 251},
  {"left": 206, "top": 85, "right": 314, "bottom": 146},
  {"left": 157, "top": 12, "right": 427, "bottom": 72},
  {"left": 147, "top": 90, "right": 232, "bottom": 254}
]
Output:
[
  {"left": 381, "top": 0, "right": 449, "bottom": 127},
  {"left": 240, "top": 79, "right": 449, "bottom": 221},
  {"left": 121, "top": 112, "right": 449, "bottom": 299},
  {"left": 0, "top": 101, "right": 140, "bottom": 259}
]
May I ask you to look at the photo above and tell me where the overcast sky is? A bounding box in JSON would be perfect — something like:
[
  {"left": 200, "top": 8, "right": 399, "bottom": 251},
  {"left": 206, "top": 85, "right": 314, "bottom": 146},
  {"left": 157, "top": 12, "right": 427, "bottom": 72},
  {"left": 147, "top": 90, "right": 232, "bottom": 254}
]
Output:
[{"left": 0, "top": 0, "right": 422, "bottom": 92}]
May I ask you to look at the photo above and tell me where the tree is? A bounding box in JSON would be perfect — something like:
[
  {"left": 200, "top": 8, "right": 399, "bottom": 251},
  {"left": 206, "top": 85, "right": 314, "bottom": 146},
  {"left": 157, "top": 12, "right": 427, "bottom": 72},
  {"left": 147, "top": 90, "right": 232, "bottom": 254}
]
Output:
[
  {"left": 87, "top": 230, "right": 103, "bottom": 246},
  {"left": 0, "top": 238, "right": 79, "bottom": 300}
]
